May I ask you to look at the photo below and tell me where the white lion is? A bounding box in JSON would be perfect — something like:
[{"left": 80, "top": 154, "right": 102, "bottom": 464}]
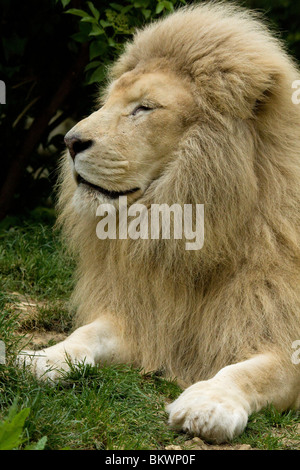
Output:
[{"left": 20, "top": 3, "right": 300, "bottom": 443}]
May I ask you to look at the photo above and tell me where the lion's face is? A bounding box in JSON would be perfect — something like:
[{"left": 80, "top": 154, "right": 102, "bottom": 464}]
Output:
[{"left": 65, "top": 69, "right": 195, "bottom": 212}]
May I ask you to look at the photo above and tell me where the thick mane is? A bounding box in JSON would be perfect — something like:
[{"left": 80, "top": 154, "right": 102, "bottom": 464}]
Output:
[{"left": 57, "top": 2, "right": 300, "bottom": 385}]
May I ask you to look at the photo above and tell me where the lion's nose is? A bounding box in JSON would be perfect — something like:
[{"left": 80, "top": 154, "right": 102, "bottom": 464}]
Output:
[{"left": 64, "top": 133, "right": 93, "bottom": 161}]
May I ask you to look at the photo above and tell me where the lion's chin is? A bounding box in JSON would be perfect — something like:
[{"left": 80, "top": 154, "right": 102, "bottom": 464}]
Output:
[
  {"left": 76, "top": 174, "right": 140, "bottom": 199},
  {"left": 72, "top": 183, "right": 143, "bottom": 217}
]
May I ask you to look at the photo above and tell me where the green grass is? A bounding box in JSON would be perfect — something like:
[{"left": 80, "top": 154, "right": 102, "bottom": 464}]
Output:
[
  {"left": 0, "top": 215, "right": 74, "bottom": 301},
  {"left": 1, "top": 363, "right": 183, "bottom": 450},
  {"left": 0, "top": 215, "right": 299, "bottom": 450}
]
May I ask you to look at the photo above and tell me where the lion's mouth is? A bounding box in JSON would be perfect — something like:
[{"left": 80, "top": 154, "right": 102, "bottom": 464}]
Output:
[{"left": 77, "top": 174, "right": 140, "bottom": 199}]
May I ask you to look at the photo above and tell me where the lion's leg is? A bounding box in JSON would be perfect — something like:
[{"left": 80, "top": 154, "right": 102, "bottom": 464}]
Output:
[
  {"left": 167, "top": 352, "right": 300, "bottom": 443},
  {"left": 17, "top": 317, "right": 127, "bottom": 381}
]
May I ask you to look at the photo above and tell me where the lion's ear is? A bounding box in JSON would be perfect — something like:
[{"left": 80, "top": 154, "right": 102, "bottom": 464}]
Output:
[
  {"left": 232, "top": 70, "right": 285, "bottom": 119},
  {"left": 208, "top": 69, "right": 282, "bottom": 119},
  {"left": 251, "top": 73, "right": 280, "bottom": 115}
]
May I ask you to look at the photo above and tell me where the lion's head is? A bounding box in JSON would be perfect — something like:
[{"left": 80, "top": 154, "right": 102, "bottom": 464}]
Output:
[
  {"left": 65, "top": 67, "right": 195, "bottom": 213},
  {"left": 58, "top": 3, "right": 300, "bottom": 384},
  {"left": 62, "top": 3, "right": 300, "bottom": 249}
]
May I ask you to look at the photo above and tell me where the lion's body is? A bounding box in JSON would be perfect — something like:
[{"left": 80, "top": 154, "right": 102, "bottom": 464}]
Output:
[
  {"left": 22, "top": 2, "right": 300, "bottom": 442},
  {"left": 58, "top": 3, "right": 300, "bottom": 386}
]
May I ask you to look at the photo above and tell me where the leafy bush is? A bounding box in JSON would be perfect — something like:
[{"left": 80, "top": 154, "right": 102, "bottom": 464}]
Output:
[{"left": 62, "top": 0, "right": 183, "bottom": 85}]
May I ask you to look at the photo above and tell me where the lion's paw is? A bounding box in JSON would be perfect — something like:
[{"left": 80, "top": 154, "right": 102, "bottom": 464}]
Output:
[
  {"left": 166, "top": 381, "right": 249, "bottom": 443},
  {"left": 17, "top": 344, "right": 95, "bottom": 382}
]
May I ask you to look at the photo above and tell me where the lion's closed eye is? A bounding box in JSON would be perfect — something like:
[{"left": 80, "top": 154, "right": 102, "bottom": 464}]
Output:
[{"left": 131, "top": 105, "right": 154, "bottom": 116}]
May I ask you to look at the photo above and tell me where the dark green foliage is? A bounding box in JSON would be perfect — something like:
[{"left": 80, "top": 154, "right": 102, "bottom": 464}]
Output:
[{"left": 245, "top": 0, "right": 300, "bottom": 60}]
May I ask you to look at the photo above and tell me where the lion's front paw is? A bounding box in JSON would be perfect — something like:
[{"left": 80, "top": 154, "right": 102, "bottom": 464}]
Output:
[
  {"left": 166, "top": 381, "right": 249, "bottom": 443},
  {"left": 17, "top": 344, "right": 95, "bottom": 382}
]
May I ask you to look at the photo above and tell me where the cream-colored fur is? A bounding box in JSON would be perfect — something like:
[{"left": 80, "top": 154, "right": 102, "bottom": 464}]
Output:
[{"left": 19, "top": 3, "right": 300, "bottom": 443}]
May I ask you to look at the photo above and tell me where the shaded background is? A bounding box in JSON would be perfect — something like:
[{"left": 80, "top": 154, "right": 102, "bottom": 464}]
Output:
[{"left": 0, "top": 0, "right": 299, "bottom": 224}]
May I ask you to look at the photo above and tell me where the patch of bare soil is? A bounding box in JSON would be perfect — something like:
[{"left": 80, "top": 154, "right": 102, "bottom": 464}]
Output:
[
  {"left": 19, "top": 330, "right": 67, "bottom": 350},
  {"left": 165, "top": 437, "right": 253, "bottom": 451},
  {"left": 7, "top": 292, "right": 67, "bottom": 349},
  {"left": 269, "top": 423, "right": 300, "bottom": 450}
]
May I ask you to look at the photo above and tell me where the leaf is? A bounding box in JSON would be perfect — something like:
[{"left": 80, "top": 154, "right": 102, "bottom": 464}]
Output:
[
  {"left": 155, "top": 3, "right": 165, "bottom": 14},
  {"left": 65, "top": 8, "right": 89, "bottom": 18},
  {"left": 80, "top": 16, "right": 98, "bottom": 24},
  {"left": 142, "top": 9, "right": 151, "bottom": 19},
  {"left": 85, "top": 60, "right": 101, "bottom": 72},
  {"left": 89, "top": 41, "right": 105, "bottom": 60},
  {"left": 100, "top": 19, "right": 112, "bottom": 28},
  {"left": 109, "top": 3, "right": 123, "bottom": 12},
  {"left": 61, "top": 0, "right": 72, "bottom": 7},
  {"left": 34, "top": 436, "right": 48, "bottom": 450},
  {"left": 0, "top": 407, "right": 30, "bottom": 450},
  {"left": 87, "top": 2, "right": 100, "bottom": 21},
  {"left": 156, "top": 1, "right": 174, "bottom": 14},
  {"left": 71, "top": 32, "right": 89, "bottom": 43},
  {"left": 25, "top": 436, "right": 47, "bottom": 450},
  {"left": 121, "top": 5, "right": 134, "bottom": 14},
  {"left": 87, "top": 66, "right": 106, "bottom": 85},
  {"left": 88, "top": 24, "right": 105, "bottom": 37},
  {"left": 108, "top": 37, "right": 116, "bottom": 47},
  {"left": 163, "top": 1, "right": 175, "bottom": 11},
  {"left": 134, "top": 0, "right": 150, "bottom": 7}
]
